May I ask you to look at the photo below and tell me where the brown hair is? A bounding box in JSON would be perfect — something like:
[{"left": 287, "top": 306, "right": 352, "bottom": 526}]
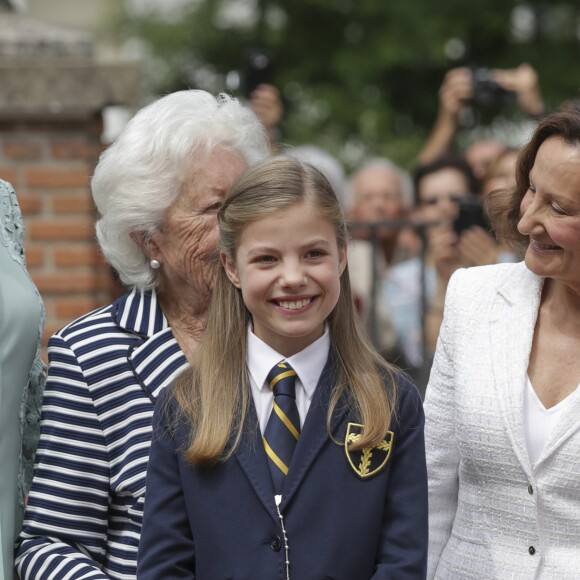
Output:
[
  {"left": 172, "top": 156, "right": 399, "bottom": 466},
  {"left": 486, "top": 111, "right": 580, "bottom": 249}
]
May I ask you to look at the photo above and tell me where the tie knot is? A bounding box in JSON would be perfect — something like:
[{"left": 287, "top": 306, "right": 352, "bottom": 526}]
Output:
[{"left": 267, "top": 362, "right": 297, "bottom": 398}]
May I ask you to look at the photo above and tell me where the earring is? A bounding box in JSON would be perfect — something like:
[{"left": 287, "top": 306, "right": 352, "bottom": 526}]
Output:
[{"left": 150, "top": 259, "right": 160, "bottom": 270}]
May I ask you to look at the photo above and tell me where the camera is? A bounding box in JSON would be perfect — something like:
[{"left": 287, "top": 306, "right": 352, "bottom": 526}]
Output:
[
  {"left": 471, "top": 68, "right": 515, "bottom": 108},
  {"left": 453, "top": 196, "right": 490, "bottom": 235},
  {"left": 242, "top": 48, "right": 274, "bottom": 97}
]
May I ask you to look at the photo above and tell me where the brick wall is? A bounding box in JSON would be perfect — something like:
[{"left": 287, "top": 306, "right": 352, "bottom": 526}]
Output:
[{"left": 0, "top": 114, "right": 118, "bottom": 354}]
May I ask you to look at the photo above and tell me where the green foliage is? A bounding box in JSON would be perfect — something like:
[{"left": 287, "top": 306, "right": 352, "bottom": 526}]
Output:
[{"left": 118, "top": 0, "right": 580, "bottom": 171}]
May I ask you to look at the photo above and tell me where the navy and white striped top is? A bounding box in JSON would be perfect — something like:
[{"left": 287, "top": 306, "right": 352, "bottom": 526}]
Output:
[{"left": 15, "top": 288, "right": 188, "bottom": 579}]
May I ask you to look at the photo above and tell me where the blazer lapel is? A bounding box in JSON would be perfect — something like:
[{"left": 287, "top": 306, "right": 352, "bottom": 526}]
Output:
[
  {"left": 113, "top": 287, "right": 189, "bottom": 402},
  {"left": 489, "top": 264, "right": 543, "bottom": 477},
  {"left": 280, "top": 351, "right": 347, "bottom": 510},
  {"left": 233, "top": 350, "right": 347, "bottom": 519},
  {"left": 234, "top": 399, "right": 280, "bottom": 524},
  {"left": 128, "top": 327, "right": 189, "bottom": 401}
]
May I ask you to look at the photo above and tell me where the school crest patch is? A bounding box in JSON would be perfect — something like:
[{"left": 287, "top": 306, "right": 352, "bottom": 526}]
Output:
[{"left": 344, "top": 422, "right": 393, "bottom": 479}]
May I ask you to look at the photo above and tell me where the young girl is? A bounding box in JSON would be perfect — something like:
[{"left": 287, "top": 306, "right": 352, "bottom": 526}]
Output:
[{"left": 137, "top": 156, "right": 428, "bottom": 579}]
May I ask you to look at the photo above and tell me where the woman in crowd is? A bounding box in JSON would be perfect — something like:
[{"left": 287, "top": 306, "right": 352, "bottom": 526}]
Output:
[
  {"left": 0, "top": 179, "right": 45, "bottom": 580},
  {"left": 425, "top": 111, "right": 580, "bottom": 578},
  {"left": 15, "top": 90, "right": 269, "bottom": 579}
]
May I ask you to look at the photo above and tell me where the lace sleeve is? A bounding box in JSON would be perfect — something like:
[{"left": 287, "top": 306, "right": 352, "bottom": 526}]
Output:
[{"left": 0, "top": 178, "right": 26, "bottom": 265}]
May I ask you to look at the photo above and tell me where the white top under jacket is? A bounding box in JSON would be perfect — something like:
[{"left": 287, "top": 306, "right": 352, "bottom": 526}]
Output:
[
  {"left": 424, "top": 261, "right": 580, "bottom": 580},
  {"left": 247, "top": 325, "right": 330, "bottom": 433}
]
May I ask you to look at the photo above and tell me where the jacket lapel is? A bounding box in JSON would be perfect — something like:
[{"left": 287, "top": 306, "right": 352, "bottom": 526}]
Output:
[
  {"left": 280, "top": 350, "right": 347, "bottom": 510},
  {"left": 233, "top": 350, "right": 347, "bottom": 520},
  {"left": 113, "top": 288, "right": 189, "bottom": 402},
  {"left": 233, "top": 399, "right": 280, "bottom": 524},
  {"left": 128, "top": 328, "right": 189, "bottom": 401},
  {"left": 489, "top": 263, "right": 543, "bottom": 477}
]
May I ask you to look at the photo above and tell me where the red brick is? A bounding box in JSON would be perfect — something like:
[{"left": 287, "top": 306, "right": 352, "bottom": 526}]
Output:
[
  {"left": 54, "top": 246, "right": 105, "bottom": 267},
  {"left": 0, "top": 167, "right": 18, "bottom": 184},
  {"left": 54, "top": 296, "right": 101, "bottom": 319},
  {"left": 26, "top": 166, "right": 91, "bottom": 188},
  {"left": 3, "top": 141, "right": 43, "bottom": 160},
  {"left": 28, "top": 219, "right": 95, "bottom": 241},
  {"left": 17, "top": 193, "right": 43, "bottom": 214},
  {"left": 52, "top": 193, "right": 95, "bottom": 214},
  {"left": 51, "top": 139, "right": 100, "bottom": 161},
  {"left": 23, "top": 247, "right": 44, "bottom": 267},
  {"left": 32, "top": 271, "right": 110, "bottom": 294},
  {"left": 42, "top": 322, "right": 63, "bottom": 350}
]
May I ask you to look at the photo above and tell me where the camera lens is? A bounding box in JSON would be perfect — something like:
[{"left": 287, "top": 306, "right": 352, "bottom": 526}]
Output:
[{"left": 471, "top": 67, "right": 514, "bottom": 108}]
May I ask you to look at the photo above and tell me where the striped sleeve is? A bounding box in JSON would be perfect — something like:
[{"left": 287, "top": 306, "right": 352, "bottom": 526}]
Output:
[{"left": 15, "top": 333, "right": 111, "bottom": 580}]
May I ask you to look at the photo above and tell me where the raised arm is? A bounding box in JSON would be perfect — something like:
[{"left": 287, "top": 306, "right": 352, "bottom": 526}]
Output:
[{"left": 416, "top": 67, "right": 473, "bottom": 165}]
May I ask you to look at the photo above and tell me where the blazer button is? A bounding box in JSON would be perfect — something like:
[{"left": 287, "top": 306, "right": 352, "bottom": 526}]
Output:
[
  {"left": 270, "top": 535, "right": 282, "bottom": 552},
  {"left": 528, "top": 484, "right": 533, "bottom": 495},
  {"left": 529, "top": 546, "right": 536, "bottom": 555}
]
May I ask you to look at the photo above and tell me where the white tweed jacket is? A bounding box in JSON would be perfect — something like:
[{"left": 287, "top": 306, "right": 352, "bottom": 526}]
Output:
[{"left": 424, "top": 261, "right": 580, "bottom": 580}]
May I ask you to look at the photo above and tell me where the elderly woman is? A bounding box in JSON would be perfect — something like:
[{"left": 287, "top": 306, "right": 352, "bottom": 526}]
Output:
[
  {"left": 425, "top": 111, "right": 580, "bottom": 578},
  {"left": 15, "top": 90, "right": 269, "bottom": 579}
]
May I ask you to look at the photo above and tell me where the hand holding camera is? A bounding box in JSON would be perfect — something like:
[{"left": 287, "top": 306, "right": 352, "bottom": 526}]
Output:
[
  {"left": 437, "top": 63, "right": 544, "bottom": 115},
  {"left": 457, "top": 224, "right": 500, "bottom": 267},
  {"left": 437, "top": 67, "right": 474, "bottom": 121},
  {"left": 417, "top": 62, "right": 545, "bottom": 166},
  {"left": 491, "top": 63, "right": 545, "bottom": 117},
  {"left": 453, "top": 196, "right": 500, "bottom": 267},
  {"left": 471, "top": 68, "right": 515, "bottom": 108},
  {"left": 428, "top": 195, "right": 498, "bottom": 279},
  {"left": 470, "top": 63, "right": 545, "bottom": 115}
]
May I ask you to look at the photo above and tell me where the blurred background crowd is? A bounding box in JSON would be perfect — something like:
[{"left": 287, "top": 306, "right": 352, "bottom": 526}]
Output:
[{"left": 1, "top": 0, "right": 580, "bottom": 392}]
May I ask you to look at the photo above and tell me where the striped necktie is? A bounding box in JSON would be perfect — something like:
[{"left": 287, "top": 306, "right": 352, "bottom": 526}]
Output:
[{"left": 263, "top": 362, "right": 300, "bottom": 494}]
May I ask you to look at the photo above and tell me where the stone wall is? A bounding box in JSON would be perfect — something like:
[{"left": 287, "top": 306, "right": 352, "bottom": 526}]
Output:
[
  {"left": 0, "top": 8, "right": 139, "bottom": 352},
  {"left": 0, "top": 115, "right": 114, "bottom": 344}
]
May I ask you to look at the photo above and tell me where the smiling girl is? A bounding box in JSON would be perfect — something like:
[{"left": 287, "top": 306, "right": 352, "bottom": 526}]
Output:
[{"left": 137, "top": 156, "right": 428, "bottom": 579}]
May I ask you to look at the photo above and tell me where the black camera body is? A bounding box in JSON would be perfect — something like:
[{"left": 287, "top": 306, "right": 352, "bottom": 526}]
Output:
[
  {"left": 453, "top": 196, "right": 490, "bottom": 235},
  {"left": 242, "top": 48, "right": 274, "bottom": 97},
  {"left": 471, "top": 68, "right": 514, "bottom": 108}
]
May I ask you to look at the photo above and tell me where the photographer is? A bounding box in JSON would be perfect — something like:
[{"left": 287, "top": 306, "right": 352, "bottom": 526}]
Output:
[
  {"left": 383, "top": 155, "right": 517, "bottom": 373},
  {"left": 248, "top": 83, "right": 283, "bottom": 153},
  {"left": 417, "top": 63, "right": 546, "bottom": 177},
  {"left": 242, "top": 48, "right": 284, "bottom": 153}
]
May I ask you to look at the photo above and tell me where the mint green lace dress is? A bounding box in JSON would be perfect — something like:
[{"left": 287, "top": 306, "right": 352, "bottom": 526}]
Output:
[{"left": 0, "top": 179, "right": 45, "bottom": 580}]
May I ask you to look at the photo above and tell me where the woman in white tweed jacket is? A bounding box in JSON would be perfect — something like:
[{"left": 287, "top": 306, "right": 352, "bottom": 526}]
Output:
[{"left": 425, "top": 110, "right": 580, "bottom": 579}]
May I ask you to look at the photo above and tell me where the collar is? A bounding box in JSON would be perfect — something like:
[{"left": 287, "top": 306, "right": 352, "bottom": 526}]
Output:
[
  {"left": 112, "top": 286, "right": 169, "bottom": 337},
  {"left": 247, "top": 324, "right": 331, "bottom": 400},
  {"left": 495, "top": 261, "right": 543, "bottom": 306}
]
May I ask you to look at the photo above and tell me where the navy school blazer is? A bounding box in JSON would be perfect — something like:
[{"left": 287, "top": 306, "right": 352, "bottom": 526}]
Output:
[{"left": 138, "top": 352, "right": 428, "bottom": 579}]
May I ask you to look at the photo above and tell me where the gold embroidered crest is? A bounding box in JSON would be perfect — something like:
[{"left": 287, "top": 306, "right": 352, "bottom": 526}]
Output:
[{"left": 344, "top": 422, "right": 393, "bottom": 479}]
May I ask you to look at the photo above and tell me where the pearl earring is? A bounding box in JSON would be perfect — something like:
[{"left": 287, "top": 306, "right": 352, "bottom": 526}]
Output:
[{"left": 150, "top": 259, "right": 160, "bottom": 270}]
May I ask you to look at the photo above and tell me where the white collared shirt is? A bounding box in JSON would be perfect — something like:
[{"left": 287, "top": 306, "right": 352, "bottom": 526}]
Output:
[{"left": 247, "top": 325, "right": 331, "bottom": 434}]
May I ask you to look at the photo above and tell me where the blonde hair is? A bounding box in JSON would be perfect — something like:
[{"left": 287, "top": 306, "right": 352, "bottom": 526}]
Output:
[{"left": 173, "top": 156, "right": 399, "bottom": 465}]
